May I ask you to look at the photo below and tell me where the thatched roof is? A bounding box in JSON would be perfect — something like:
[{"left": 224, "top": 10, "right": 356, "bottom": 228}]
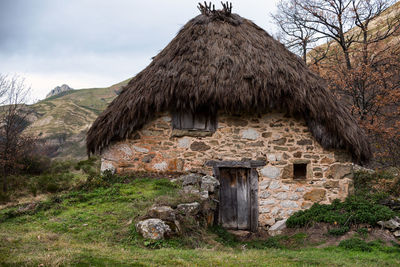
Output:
[{"left": 87, "top": 3, "right": 371, "bottom": 163}]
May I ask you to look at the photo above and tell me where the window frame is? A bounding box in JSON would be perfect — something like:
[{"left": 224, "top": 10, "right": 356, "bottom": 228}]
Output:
[
  {"left": 171, "top": 111, "right": 217, "bottom": 132},
  {"left": 293, "top": 163, "right": 308, "bottom": 180}
]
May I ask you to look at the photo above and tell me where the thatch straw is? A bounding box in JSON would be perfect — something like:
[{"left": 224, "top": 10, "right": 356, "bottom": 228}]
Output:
[{"left": 87, "top": 4, "right": 371, "bottom": 163}]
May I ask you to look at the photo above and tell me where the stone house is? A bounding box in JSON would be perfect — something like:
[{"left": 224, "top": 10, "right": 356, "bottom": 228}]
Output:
[{"left": 87, "top": 4, "right": 371, "bottom": 232}]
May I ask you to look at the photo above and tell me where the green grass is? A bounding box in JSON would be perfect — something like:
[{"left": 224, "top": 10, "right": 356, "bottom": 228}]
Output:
[{"left": 1, "top": 178, "right": 399, "bottom": 266}]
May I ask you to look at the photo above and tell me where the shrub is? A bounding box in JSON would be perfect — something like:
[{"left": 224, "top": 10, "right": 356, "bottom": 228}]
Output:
[
  {"left": 356, "top": 228, "right": 369, "bottom": 238},
  {"left": 353, "top": 170, "right": 397, "bottom": 196},
  {"left": 287, "top": 196, "right": 395, "bottom": 230},
  {"left": 328, "top": 226, "right": 349, "bottom": 236},
  {"left": 29, "top": 173, "right": 74, "bottom": 194}
]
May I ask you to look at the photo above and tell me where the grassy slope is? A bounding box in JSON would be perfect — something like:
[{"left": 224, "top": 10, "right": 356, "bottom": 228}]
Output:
[
  {"left": 1, "top": 179, "right": 399, "bottom": 267},
  {"left": 24, "top": 78, "right": 131, "bottom": 159}
]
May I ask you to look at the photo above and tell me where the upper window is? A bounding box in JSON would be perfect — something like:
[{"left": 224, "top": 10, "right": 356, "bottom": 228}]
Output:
[{"left": 172, "top": 111, "right": 217, "bottom": 132}]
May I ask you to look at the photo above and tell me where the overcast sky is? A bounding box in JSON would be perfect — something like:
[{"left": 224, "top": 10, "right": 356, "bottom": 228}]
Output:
[{"left": 0, "top": 0, "right": 279, "bottom": 102}]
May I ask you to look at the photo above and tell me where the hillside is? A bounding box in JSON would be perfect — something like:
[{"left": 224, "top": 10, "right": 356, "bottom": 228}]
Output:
[
  {"left": 308, "top": 1, "right": 400, "bottom": 64},
  {"left": 24, "top": 78, "right": 131, "bottom": 159}
]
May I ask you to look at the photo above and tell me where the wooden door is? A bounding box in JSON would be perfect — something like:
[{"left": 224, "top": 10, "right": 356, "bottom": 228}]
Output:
[{"left": 219, "top": 168, "right": 251, "bottom": 230}]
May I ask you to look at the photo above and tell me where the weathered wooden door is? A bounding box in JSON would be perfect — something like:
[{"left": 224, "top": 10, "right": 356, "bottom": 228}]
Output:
[{"left": 219, "top": 168, "right": 251, "bottom": 230}]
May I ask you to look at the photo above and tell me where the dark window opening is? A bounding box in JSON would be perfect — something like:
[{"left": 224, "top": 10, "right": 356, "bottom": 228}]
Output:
[
  {"left": 172, "top": 111, "right": 217, "bottom": 132},
  {"left": 293, "top": 163, "right": 307, "bottom": 179}
]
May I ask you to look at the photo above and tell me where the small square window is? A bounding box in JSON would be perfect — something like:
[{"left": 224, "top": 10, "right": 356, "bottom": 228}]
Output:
[{"left": 293, "top": 163, "right": 307, "bottom": 179}]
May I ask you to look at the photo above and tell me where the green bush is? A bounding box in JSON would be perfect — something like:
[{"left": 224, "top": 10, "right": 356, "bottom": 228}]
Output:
[{"left": 287, "top": 196, "right": 395, "bottom": 230}]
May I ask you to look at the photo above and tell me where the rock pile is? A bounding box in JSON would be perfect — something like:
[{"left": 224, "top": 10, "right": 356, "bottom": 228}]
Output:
[
  {"left": 378, "top": 217, "right": 400, "bottom": 238},
  {"left": 135, "top": 173, "right": 219, "bottom": 240}
]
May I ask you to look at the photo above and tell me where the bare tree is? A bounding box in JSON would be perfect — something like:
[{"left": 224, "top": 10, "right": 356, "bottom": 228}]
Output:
[
  {"left": 293, "top": 0, "right": 400, "bottom": 70},
  {"left": 272, "top": 0, "right": 322, "bottom": 62},
  {"left": 0, "top": 74, "right": 33, "bottom": 192}
]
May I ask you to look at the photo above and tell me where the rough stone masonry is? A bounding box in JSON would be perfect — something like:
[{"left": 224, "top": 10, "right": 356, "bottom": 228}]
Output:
[{"left": 101, "top": 112, "right": 354, "bottom": 229}]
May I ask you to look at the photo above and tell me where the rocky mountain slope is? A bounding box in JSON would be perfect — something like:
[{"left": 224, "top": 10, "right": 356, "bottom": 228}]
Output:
[
  {"left": 45, "top": 84, "right": 74, "bottom": 98},
  {"left": 24, "top": 78, "right": 131, "bottom": 159}
]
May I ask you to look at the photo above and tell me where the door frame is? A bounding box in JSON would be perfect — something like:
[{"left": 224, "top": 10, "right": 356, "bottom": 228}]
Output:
[{"left": 206, "top": 160, "right": 266, "bottom": 232}]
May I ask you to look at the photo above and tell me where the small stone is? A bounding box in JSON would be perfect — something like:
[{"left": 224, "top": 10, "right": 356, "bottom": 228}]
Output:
[
  {"left": 282, "top": 165, "right": 293, "bottom": 179},
  {"left": 261, "top": 166, "right": 281, "bottom": 179},
  {"left": 302, "top": 202, "right": 313, "bottom": 209},
  {"left": 289, "top": 194, "right": 300, "bottom": 201},
  {"left": 180, "top": 173, "right": 202, "bottom": 186},
  {"left": 324, "top": 180, "right": 339, "bottom": 189},
  {"left": 297, "top": 139, "right": 313, "bottom": 145},
  {"left": 201, "top": 175, "right": 220, "bottom": 193},
  {"left": 101, "top": 161, "right": 116, "bottom": 174},
  {"left": 260, "top": 207, "right": 270, "bottom": 213},
  {"left": 281, "top": 200, "right": 299, "bottom": 208},
  {"left": 295, "top": 187, "right": 305, "bottom": 192},
  {"left": 259, "top": 180, "right": 271, "bottom": 190},
  {"left": 377, "top": 219, "right": 400, "bottom": 231},
  {"left": 200, "top": 191, "right": 209, "bottom": 200},
  {"left": 259, "top": 191, "right": 271, "bottom": 199},
  {"left": 178, "top": 137, "right": 191, "bottom": 148},
  {"left": 269, "top": 219, "right": 287, "bottom": 236},
  {"left": 269, "top": 181, "right": 281, "bottom": 190},
  {"left": 177, "top": 202, "right": 201, "bottom": 215},
  {"left": 148, "top": 206, "right": 176, "bottom": 221},
  {"left": 320, "top": 157, "right": 334, "bottom": 164},
  {"left": 241, "top": 128, "right": 260, "bottom": 140},
  {"left": 304, "top": 189, "right": 326, "bottom": 202},
  {"left": 271, "top": 207, "right": 281, "bottom": 215},
  {"left": 272, "top": 138, "right": 287, "bottom": 145},
  {"left": 393, "top": 230, "right": 400, "bottom": 237},
  {"left": 274, "top": 146, "right": 288, "bottom": 151},
  {"left": 142, "top": 154, "right": 155, "bottom": 163},
  {"left": 293, "top": 152, "right": 302, "bottom": 158},
  {"left": 265, "top": 218, "right": 276, "bottom": 226},
  {"left": 262, "top": 132, "right": 272, "bottom": 138},
  {"left": 153, "top": 162, "right": 168, "bottom": 171},
  {"left": 327, "top": 164, "right": 353, "bottom": 180},
  {"left": 132, "top": 145, "right": 149, "bottom": 153},
  {"left": 136, "top": 219, "right": 171, "bottom": 240},
  {"left": 276, "top": 192, "right": 288, "bottom": 200},
  {"left": 190, "top": 141, "right": 211, "bottom": 151},
  {"left": 260, "top": 199, "right": 276, "bottom": 205}
]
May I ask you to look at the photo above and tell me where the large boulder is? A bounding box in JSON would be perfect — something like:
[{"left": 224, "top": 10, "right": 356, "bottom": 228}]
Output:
[
  {"left": 268, "top": 219, "right": 287, "bottom": 236},
  {"left": 303, "top": 189, "right": 326, "bottom": 202},
  {"left": 148, "top": 206, "right": 176, "bottom": 221},
  {"left": 136, "top": 219, "right": 171, "bottom": 240}
]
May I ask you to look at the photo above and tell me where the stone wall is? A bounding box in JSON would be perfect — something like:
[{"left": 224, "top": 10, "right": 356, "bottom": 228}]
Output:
[{"left": 101, "top": 112, "right": 354, "bottom": 228}]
